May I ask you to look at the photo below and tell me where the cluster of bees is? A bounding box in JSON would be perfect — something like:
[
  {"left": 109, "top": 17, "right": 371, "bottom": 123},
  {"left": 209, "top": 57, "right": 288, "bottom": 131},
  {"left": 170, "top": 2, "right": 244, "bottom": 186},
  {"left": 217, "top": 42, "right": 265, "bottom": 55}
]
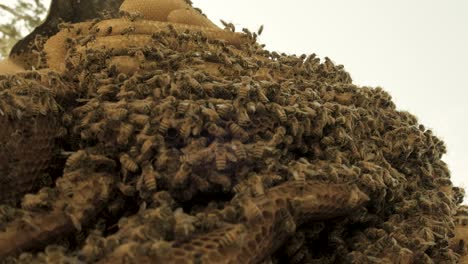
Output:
[{"left": 0, "top": 4, "right": 465, "bottom": 264}]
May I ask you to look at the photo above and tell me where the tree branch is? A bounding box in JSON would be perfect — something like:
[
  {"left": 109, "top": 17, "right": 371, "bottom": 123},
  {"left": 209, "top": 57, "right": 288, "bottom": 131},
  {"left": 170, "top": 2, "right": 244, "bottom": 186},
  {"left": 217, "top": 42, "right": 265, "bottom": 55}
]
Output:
[{"left": 0, "top": 4, "right": 31, "bottom": 21}]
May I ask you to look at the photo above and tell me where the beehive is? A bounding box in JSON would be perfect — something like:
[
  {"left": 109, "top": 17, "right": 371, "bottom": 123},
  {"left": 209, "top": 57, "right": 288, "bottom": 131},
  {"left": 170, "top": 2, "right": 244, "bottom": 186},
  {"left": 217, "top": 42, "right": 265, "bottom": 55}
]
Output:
[{"left": 0, "top": 0, "right": 465, "bottom": 263}]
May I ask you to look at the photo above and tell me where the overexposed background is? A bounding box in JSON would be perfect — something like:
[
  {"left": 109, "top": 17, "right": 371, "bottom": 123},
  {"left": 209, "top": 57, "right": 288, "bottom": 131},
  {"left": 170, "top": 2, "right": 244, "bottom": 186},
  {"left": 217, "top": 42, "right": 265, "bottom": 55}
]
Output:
[{"left": 1, "top": 0, "right": 467, "bottom": 196}]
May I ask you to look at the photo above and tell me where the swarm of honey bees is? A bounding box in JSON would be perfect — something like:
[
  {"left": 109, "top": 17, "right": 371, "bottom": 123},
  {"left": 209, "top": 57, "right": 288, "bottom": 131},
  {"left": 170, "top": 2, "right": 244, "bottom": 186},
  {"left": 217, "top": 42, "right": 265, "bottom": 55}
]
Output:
[{"left": 0, "top": 0, "right": 466, "bottom": 263}]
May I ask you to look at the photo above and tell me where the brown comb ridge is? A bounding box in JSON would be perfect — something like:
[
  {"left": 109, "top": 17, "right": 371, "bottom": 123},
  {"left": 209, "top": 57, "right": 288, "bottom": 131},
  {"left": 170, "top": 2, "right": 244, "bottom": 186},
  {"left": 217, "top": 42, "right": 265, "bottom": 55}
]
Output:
[{"left": 44, "top": 0, "right": 243, "bottom": 71}]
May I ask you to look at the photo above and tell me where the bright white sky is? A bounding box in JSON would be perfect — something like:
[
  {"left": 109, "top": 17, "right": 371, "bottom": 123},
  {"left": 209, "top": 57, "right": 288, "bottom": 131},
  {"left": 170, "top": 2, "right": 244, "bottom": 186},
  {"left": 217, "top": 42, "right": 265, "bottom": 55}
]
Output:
[{"left": 1, "top": 0, "right": 467, "bottom": 195}]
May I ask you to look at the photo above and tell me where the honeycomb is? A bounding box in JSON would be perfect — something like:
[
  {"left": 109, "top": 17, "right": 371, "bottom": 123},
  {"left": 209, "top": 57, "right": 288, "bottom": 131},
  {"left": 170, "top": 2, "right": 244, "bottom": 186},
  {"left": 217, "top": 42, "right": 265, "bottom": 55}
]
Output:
[
  {"left": 0, "top": 115, "right": 56, "bottom": 205},
  {"left": 0, "top": 75, "right": 66, "bottom": 205}
]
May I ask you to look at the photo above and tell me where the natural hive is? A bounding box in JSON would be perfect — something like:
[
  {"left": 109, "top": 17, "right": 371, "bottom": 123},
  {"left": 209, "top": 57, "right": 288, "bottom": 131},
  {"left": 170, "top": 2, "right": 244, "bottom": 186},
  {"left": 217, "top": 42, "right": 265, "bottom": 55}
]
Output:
[{"left": 0, "top": 0, "right": 465, "bottom": 263}]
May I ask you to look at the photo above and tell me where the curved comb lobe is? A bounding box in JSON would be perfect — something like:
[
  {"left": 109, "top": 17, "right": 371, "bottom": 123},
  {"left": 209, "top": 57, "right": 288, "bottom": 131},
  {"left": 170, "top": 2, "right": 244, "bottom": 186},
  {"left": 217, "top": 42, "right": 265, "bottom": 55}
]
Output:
[{"left": 9, "top": 0, "right": 124, "bottom": 64}]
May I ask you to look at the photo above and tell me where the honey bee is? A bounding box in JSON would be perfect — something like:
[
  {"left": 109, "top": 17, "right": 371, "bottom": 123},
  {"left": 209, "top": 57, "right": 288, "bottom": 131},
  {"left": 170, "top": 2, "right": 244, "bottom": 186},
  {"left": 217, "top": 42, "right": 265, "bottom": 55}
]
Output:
[
  {"left": 118, "top": 182, "right": 137, "bottom": 196},
  {"left": 238, "top": 108, "right": 251, "bottom": 127},
  {"left": 158, "top": 117, "right": 172, "bottom": 134},
  {"left": 268, "top": 126, "right": 286, "bottom": 147},
  {"left": 229, "top": 122, "right": 249, "bottom": 142},
  {"left": 120, "top": 26, "right": 136, "bottom": 36},
  {"left": 438, "top": 201, "right": 452, "bottom": 216},
  {"left": 66, "top": 212, "right": 81, "bottom": 232},
  {"left": 57, "top": 22, "right": 75, "bottom": 33},
  {"left": 209, "top": 172, "right": 232, "bottom": 191},
  {"left": 262, "top": 173, "right": 283, "bottom": 188},
  {"left": 106, "top": 108, "right": 128, "bottom": 121},
  {"left": 219, "top": 205, "right": 239, "bottom": 223},
  {"left": 192, "top": 174, "right": 211, "bottom": 192},
  {"left": 116, "top": 89, "right": 137, "bottom": 99},
  {"left": 215, "top": 145, "right": 228, "bottom": 171},
  {"left": 98, "top": 180, "right": 111, "bottom": 203},
  {"left": 201, "top": 106, "right": 220, "bottom": 122},
  {"left": 107, "top": 197, "right": 126, "bottom": 218},
  {"left": 174, "top": 208, "right": 197, "bottom": 237},
  {"left": 242, "top": 27, "right": 255, "bottom": 40},
  {"left": 119, "top": 153, "right": 139, "bottom": 173},
  {"left": 195, "top": 212, "right": 219, "bottom": 231},
  {"left": 47, "top": 99, "right": 60, "bottom": 114},
  {"left": 271, "top": 103, "right": 287, "bottom": 123},
  {"left": 233, "top": 180, "right": 249, "bottom": 194},
  {"left": 128, "top": 98, "right": 153, "bottom": 114},
  {"left": 173, "top": 163, "right": 192, "bottom": 186},
  {"left": 230, "top": 140, "right": 247, "bottom": 160},
  {"left": 245, "top": 101, "right": 257, "bottom": 114},
  {"left": 74, "top": 99, "right": 99, "bottom": 115},
  {"left": 128, "top": 113, "right": 149, "bottom": 127},
  {"left": 142, "top": 164, "right": 157, "bottom": 191},
  {"left": 153, "top": 147, "right": 171, "bottom": 170},
  {"left": 0, "top": 100, "right": 13, "bottom": 116},
  {"left": 292, "top": 171, "right": 306, "bottom": 194},
  {"left": 65, "top": 150, "right": 87, "bottom": 170},
  {"left": 128, "top": 145, "right": 140, "bottom": 158},
  {"left": 257, "top": 25, "right": 264, "bottom": 36},
  {"left": 77, "top": 34, "right": 96, "bottom": 46},
  {"left": 220, "top": 19, "right": 236, "bottom": 32},
  {"left": 36, "top": 97, "right": 49, "bottom": 115},
  {"left": 391, "top": 248, "right": 415, "bottom": 264},
  {"left": 207, "top": 122, "right": 227, "bottom": 138},
  {"left": 364, "top": 227, "right": 387, "bottom": 240},
  {"left": 285, "top": 232, "right": 305, "bottom": 257},
  {"left": 140, "top": 137, "right": 156, "bottom": 158},
  {"left": 102, "top": 25, "right": 113, "bottom": 35},
  {"left": 251, "top": 142, "right": 266, "bottom": 159},
  {"left": 289, "top": 248, "right": 307, "bottom": 264},
  {"left": 177, "top": 101, "right": 191, "bottom": 115},
  {"left": 216, "top": 103, "right": 234, "bottom": 118},
  {"left": 237, "top": 82, "right": 251, "bottom": 100},
  {"left": 218, "top": 224, "right": 246, "bottom": 248},
  {"left": 179, "top": 118, "right": 193, "bottom": 139},
  {"left": 359, "top": 173, "right": 379, "bottom": 192},
  {"left": 96, "top": 83, "right": 118, "bottom": 96},
  {"left": 16, "top": 214, "right": 41, "bottom": 233},
  {"left": 219, "top": 52, "right": 233, "bottom": 66},
  {"left": 321, "top": 136, "right": 335, "bottom": 145},
  {"left": 418, "top": 196, "right": 433, "bottom": 212},
  {"left": 108, "top": 242, "right": 138, "bottom": 260},
  {"left": 185, "top": 75, "right": 202, "bottom": 90},
  {"left": 9, "top": 95, "right": 27, "bottom": 110},
  {"left": 249, "top": 175, "right": 265, "bottom": 197},
  {"left": 289, "top": 116, "right": 300, "bottom": 137},
  {"left": 21, "top": 193, "right": 45, "bottom": 211},
  {"left": 149, "top": 191, "right": 175, "bottom": 210},
  {"left": 87, "top": 121, "right": 106, "bottom": 139},
  {"left": 275, "top": 208, "right": 296, "bottom": 235},
  {"left": 243, "top": 199, "right": 262, "bottom": 223},
  {"left": 117, "top": 123, "right": 134, "bottom": 145},
  {"left": 134, "top": 50, "right": 146, "bottom": 63},
  {"left": 145, "top": 74, "right": 161, "bottom": 87},
  {"left": 256, "top": 86, "right": 270, "bottom": 103}
]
